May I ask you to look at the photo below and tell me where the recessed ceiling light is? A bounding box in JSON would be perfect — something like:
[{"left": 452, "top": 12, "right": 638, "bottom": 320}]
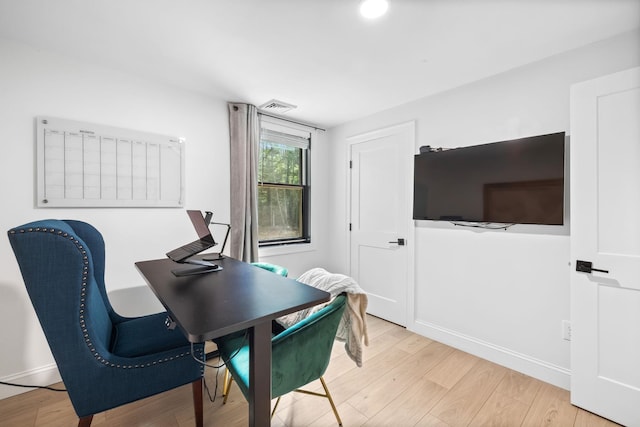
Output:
[{"left": 359, "top": 0, "right": 389, "bottom": 19}]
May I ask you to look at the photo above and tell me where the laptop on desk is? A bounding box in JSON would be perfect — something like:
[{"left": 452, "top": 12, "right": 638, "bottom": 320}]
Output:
[{"left": 166, "top": 210, "right": 217, "bottom": 263}]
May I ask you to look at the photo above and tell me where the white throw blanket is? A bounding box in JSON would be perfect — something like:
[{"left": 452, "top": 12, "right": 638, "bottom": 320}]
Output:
[{"left": 276, "top": 268, "right": 369, "bottom": 367}]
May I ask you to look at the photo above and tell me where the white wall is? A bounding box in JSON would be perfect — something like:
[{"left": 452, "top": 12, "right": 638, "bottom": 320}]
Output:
[
  {"left": 0, "top": 38, "right": 227, "bottom": 397},
  {"left": 0, "top": 38, "right": 330, "bottom": 398},
  {"left": 327, "top": 30, "right": 640, "bottom": 389}
]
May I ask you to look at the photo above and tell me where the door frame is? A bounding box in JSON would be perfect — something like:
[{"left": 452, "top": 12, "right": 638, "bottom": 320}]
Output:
[{"left": 346, "top": 121, "right": 416, "bottom": 326}]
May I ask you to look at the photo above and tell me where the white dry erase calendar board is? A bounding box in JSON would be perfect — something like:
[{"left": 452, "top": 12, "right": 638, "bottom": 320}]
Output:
[{"left": 36, "top": 116, "right": 185, "bottom": 208}]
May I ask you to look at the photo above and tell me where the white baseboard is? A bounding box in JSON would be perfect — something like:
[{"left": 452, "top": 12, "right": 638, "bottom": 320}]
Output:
[
  {"left": 0, "top": 364, "right": 62, "bottom": 400},
  {"left": 408, "top": 319, "right": 571, "bottom": 390}
]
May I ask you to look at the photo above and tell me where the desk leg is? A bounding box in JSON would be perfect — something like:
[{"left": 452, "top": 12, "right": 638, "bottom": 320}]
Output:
[{"left": 249, "top": 321, "right": 272, "bottom": 427}]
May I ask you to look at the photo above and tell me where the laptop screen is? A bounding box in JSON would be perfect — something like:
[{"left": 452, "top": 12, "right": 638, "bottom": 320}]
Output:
[{"left": 187, "top": 210, "right": 213, "bottom": 239}]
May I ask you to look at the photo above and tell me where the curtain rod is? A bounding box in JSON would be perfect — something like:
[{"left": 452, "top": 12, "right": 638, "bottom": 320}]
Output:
[{"left": 258, "top": 111, "right": 326, "bottom": 132}]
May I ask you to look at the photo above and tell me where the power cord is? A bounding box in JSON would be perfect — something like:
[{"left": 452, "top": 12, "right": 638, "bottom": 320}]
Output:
[
  {"left": 190, "top": 330, "right": 249, "bottom": 403},
  {"left": 0, "top": 380, "right": 66, "bottom": 392},
  {"left": 203, "top": 372, "right": 217, "bottom": 403},
  {"left": 189, "top": 330, "right": 248, "bottom": 370}
]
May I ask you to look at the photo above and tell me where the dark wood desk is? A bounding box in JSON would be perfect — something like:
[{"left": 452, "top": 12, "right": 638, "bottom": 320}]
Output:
[{"left": 135, "top": 256, "right": 329, "bottom": 427}]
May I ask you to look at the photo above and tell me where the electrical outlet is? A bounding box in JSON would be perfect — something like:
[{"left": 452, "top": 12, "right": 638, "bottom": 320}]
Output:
[{"left": 562, "top": 320, "right": 572, "bottom": 341}]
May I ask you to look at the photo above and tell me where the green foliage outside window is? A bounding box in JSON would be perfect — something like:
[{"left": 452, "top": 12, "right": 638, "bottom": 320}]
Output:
[
  {"left": 258, "top": 141, "right": 301, "bottom": 185},
  {"left": 258, "top": 140, "right": 307, "bottom": 242}
]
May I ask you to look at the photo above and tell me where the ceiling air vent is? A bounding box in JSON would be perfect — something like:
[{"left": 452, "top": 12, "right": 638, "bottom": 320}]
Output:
[{"left": 259, "top": 99, "right": 297, "bottom": 114}]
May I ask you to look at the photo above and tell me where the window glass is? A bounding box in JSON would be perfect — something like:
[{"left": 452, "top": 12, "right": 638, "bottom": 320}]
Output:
[
  {"left": 258, "top": 141, "right": 302, "bottom": 185},
  {"left": 258, "top": 127, "right": 310, "bottom": 245}
]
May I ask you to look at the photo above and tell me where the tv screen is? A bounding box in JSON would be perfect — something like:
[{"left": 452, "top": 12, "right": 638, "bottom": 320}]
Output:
[{"left": 413, "top": 132, "right": 565, "bottom": 225}]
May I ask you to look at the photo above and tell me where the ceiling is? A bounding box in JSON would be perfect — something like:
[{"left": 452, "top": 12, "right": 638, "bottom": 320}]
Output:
[{"left": 0, "top": 0, "right": 638, "bottom": 128}]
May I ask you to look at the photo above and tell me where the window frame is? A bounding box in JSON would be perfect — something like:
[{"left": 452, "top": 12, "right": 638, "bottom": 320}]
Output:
[{"left": 257, "top": 118, "right": 311, "bottom": 248}]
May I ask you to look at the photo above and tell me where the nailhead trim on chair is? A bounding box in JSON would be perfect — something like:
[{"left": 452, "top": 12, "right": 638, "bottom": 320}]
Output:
[{"left": 10, "top": 227, "right": 202, "bottom": 368}]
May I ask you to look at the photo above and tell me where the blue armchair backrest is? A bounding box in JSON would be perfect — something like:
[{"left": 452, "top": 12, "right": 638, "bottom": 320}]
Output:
[
  {"left": 8, "top": 220, "right": 115, "bottom": 385},
  {"left": 9, "top": 219, "right": 206, "bottom": 420}
]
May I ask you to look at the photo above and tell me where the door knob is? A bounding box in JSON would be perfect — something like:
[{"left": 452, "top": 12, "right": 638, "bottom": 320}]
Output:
[
  {"left": 576, "top": 260, "right": 609, "bottom": 274},
  {"left": 388, "top": 238, "right": 405, "bottom": 246}
]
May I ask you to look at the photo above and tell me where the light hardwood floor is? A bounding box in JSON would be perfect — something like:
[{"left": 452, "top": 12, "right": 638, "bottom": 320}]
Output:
[{"left": 0, "top": 315, "right": 621, "bottom": 427}]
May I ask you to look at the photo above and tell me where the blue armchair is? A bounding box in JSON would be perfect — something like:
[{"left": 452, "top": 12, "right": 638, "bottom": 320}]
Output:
[{"left": 7, "top": 220, "right": 205, "bottom": 427}]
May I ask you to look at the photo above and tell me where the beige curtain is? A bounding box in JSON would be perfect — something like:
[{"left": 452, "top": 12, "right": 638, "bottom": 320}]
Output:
[{"left": 228, "top": 102, "right": 259, "bottom": 262}]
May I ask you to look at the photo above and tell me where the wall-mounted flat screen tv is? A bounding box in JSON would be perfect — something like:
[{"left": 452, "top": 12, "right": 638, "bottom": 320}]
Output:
[{"left": 413, "top": 132, "right": 565, "bottom": 225}]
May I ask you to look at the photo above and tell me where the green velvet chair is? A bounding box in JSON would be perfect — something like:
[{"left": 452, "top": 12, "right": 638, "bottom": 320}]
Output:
[
  {"left": 218, "top": 261, "right": 290, "bottom": 389},
  {"left": 251, "top": 261, "right": 288, "bottom": 277},
  {"left": 216, "top": 294, "right": 346, "bottom": 426}
]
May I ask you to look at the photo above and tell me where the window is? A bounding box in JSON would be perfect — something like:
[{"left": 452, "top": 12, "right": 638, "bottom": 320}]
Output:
[{"left": 257, "top": 123, "right": 311, "bottom": 246}]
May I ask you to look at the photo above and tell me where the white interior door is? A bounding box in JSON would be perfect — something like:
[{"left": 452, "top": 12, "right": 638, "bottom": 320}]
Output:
[
  {"left": 570, "top": 66, "right": 640, "bottom": 427},
  {"left": 348, "top": 122, "right": 414, "bottom": 326}
]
